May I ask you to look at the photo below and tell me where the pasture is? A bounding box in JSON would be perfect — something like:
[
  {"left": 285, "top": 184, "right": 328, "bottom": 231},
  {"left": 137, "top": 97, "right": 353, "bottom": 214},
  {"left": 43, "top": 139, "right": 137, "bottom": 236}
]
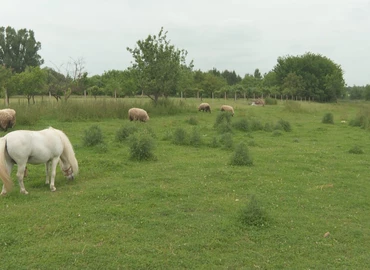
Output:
[{"left": 1, "top": 97, "right": 370, "bottom": 269}]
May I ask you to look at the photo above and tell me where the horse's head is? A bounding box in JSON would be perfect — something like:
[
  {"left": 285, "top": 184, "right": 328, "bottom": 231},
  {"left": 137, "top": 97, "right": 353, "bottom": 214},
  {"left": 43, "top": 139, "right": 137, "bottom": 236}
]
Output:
[{"left": 59, "top": 159, "right": 75, "bottom": 180}]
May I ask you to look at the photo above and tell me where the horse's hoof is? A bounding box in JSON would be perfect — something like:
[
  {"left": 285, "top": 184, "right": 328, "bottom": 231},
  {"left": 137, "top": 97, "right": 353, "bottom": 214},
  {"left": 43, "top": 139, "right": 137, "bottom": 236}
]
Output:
[
  {"left": 50, "top": 187, "right": 56, "bottom": 192},
  {"left": 21, "top": 190, "right": 29, "bottom": 195},
  {"left": 1, "top": 192, "right": 6, "bottom": 196}
]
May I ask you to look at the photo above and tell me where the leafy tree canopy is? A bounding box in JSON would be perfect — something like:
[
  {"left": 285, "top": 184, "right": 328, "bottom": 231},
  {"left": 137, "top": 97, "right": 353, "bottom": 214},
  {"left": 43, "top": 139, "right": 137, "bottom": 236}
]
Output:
[
  {"left": 127, "top": 27, "right": 193, "bottom": 102},
  {"left": 0, "top": 26, "right": 44, "bottom": 73},
  {"left": 273, "top": 52, "right": 345, "bottom": 102}
]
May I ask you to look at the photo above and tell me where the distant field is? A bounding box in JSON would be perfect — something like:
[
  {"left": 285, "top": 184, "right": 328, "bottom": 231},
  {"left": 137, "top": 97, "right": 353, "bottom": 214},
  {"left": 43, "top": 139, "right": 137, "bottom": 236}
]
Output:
[{"left": 1, "top": 97, "right": 369, "bottom": 269}]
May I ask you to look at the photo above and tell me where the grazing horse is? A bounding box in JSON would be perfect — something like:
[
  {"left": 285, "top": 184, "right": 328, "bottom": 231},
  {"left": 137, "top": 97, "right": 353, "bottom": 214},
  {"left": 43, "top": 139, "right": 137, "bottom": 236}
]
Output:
[{"left": 0, "top": 127, "right": 79, "bottom": 195}]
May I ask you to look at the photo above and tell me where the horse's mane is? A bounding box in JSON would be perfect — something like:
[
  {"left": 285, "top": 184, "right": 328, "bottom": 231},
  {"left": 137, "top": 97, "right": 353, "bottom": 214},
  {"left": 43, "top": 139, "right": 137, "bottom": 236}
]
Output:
[{"left": 50, "top": 127, "right": 79, "bottom": 175}]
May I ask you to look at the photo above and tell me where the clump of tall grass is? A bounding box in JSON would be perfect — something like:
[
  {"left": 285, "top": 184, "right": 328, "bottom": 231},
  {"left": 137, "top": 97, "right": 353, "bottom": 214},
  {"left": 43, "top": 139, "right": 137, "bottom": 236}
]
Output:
[
  {"left": 239, "top": 195, "right": 270, "bottom": 227},
  {"left": 82, "top": 125, "right": 104, "bottom": 146},
  {"left": 229, "top": 143, "right": 253, "bottom": 166},
  {"left": 349, "top": 108, "right": 370, "bottom": 129},
  {"left": 172, "top": 128, "right": 188, "bottom": 145},
  {"left": 128, "top": 130, "right": 156, "bottom": 161},
  {"left": 219, "top": 133, "right": 234, "bottom": 150},
  {"left": 275, "top": 119, "right": 292, "bottom": 132},
  {"left": 322, "top": 113, "right": 334, "bottom": 124},
  {"left": 283, "top": 100, "right": 305, "bottom": 113},
  {"left": 249, "top": 119, "right": 264, "bottom": 131},
  {"left": 116, "top": 124, "right": 139, "bottom": 142},
  {"left": 187, "top": 116, "right": 198, "bottom": 125},
  {"left": 232, "top": 118, "right": 249, "bottom": 132},
  {"left": 214, "top": 112, "right": 233, "bottom": 134},
  {"left": 189, "top": 127, "right": 202, "bottom": 147},
  {"left": 264, "top": 97, "right": 277, "bottom": 105},
  {"left": 349, "top": 145, "right": 364, "bottom": 154}
]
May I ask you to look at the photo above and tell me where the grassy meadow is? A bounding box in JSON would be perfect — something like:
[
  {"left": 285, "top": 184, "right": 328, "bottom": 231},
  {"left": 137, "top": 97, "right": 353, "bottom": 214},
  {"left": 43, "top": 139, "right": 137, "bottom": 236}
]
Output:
[{"left": 1, "top": 96, "right": 370, "bottom": 269}]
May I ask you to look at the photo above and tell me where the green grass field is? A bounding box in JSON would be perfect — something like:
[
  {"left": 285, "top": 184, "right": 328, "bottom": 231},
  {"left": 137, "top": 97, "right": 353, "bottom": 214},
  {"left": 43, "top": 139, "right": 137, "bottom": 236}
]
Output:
[{"left": 1, "top": 97, "right": 369, "bottom": 269}]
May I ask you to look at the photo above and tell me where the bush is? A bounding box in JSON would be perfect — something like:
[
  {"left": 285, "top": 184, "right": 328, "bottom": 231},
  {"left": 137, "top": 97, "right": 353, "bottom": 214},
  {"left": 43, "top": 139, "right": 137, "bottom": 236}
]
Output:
[
  {"left": 116, "top": 124, "right": 139, "bottom": 142},
  {"left": 229, "top": 143, "right": 253, "bottom": 166},
  {"left": 265, "top": 97, "right": 277, "bottom": 105},
  {"left": 239, "top": 195, "right": 269, "bottom": 227},
  {"left": 219, "top": 133, "right": 234, "bottom": 150},
  {"left": 249, "top": 119, "right": 264, "bottom": 131},
  {"left": 232, "top": 118, "right": 249, "bottom": 132},
  {"left": 214, "top": 112, "right": 232, "bottom": 127},
  {"left": 189, "top": 128, "right": 202, "bottom": 147},
  {"left": 209, "top": 136, "right": 219, "bottom": 148},
  {"left": 322, "top": 113, "right": 334, "bottom": 124},
  {"left": 349, "top": 145, "right": 364, "bottom": 154},
  {"left": 187, "top": 116, "right": 198, "bottom": 125},
  {"left": 83, "top": 125, "right": 104, "bottom": 146},
  {"left": 173, "top": 128, "right": 188, "bottom": 145},
  {"left": 276, "top": 119, "right": 292, "bottom": 132},
  {"left": 128, "top": 131, "right": 156, "bottom": 161}
]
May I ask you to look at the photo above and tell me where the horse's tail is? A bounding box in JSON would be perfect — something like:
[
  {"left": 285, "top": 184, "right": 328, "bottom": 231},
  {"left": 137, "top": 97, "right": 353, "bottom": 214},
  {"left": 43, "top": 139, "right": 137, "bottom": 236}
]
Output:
[
  {"left": 0, "top": 137, "right": 13, "bottom": 192},
  {"left": 53, "top": 128, "right": 79, "bottom": 176}
]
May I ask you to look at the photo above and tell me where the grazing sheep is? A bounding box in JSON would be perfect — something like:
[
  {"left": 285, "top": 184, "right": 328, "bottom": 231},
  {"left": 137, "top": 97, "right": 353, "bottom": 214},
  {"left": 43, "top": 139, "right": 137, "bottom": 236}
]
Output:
[
  {"left": 220, "top": 105, "right": 234, "bottom": 116},
  {"left": 0, "top": 109, "right": 16, "bottom": 131},
  {"left": 128, "top": 108, "right": 150, "bottom": 122},
  {"left": 254, "top": 98, "right": 265, "bottom": 106},
  {"left": 198, "top": 103, "right": 211, "bottom": 113}
]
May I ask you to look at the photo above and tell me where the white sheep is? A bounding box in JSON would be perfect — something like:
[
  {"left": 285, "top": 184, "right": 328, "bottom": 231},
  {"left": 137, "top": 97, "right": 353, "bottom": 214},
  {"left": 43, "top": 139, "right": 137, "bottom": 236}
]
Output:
[
  {"left": 220, "top": 105, "right": 234, "bottom": 116},
  {"left": 128, "top": 108, "right": 150, "bottom": 122},
  {"left": 0, "top": 109, "right": 16, "bottom": 131},
  {"left": 198, "top": 103, "right": 211, "bottom": 113}
]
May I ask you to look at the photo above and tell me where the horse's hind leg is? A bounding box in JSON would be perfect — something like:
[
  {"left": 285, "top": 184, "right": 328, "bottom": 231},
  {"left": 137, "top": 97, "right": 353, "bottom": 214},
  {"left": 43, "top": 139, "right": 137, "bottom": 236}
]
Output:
[
  {"left": 16, "top": 165, "right": 28, "bottom": 195},
  {"left": 45, "top": 161, "right": 51, "bottom": 184},
  {"left": 49, "top": 158, "right": 59, "bottom": 192}
]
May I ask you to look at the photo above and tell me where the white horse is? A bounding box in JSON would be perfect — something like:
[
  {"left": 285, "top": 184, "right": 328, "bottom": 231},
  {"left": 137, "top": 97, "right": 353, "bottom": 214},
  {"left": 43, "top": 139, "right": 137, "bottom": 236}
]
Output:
[{"left": 0, "top": 127, "right": 79, "bottom": 195}]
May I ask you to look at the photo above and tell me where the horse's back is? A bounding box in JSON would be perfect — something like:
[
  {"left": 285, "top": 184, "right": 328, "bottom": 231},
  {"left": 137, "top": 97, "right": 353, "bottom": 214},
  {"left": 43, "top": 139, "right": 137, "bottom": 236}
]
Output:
[{"left": 5, "top": 129, "right": 64, "bottom": 164}]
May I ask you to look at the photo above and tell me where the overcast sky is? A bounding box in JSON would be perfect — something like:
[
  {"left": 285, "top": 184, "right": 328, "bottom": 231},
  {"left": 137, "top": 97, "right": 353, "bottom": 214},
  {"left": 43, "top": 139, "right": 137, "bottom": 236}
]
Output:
[{"left": 2, "top": 0, "right": 370, "bottom": 86}]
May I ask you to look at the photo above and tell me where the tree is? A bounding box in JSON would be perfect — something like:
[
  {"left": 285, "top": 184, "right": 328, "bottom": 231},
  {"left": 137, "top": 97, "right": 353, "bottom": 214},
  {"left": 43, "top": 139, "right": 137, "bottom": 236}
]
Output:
[
  {"left": 0, "top": 65, "right": 13, "bottom": 105},
  {"left": 0, "top": 26, "right": 44, "bottom": 73},
  {"left": 44, "top": 67, "right": 67, "bottom": 101},
  {"left": 273, "top": 52, "right": 345, "bottom": 102},
  {"left": 127, "top": 27, "right": 193, "bottom": 103},
  {"left": 15, "top": 66, "right": 46, "bottom": 104}
]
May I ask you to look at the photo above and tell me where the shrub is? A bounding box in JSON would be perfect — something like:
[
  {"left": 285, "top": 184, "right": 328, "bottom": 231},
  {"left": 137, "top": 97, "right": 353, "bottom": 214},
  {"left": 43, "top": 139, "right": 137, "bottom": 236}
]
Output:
[
  {"left": 83, "top": 125, "right": 104, "bottom": 146},
  {"left": 187, "top": 116, "right": 198, "bottom": 125},
  {"left": 265, "top": 97, "right": 277, "bottom": 105},
  {"left": 219, "top": 133, "right": 234, "bottom": 150},
  {"left": 322, "top": 113, "right": 334, "bottom": 124},
  {"left": 173, "top": 128, "right": 188, "bottom": 145},
  {"left": 264, "top": 122, "right": 274, "bottom": 132},
  {"left": 239, "top": 195, "right": 269, "bottom": 227},
  {"left": 276, "top": 119, "right": 292, "bottom": 132},
  {"left": 283, "top": 101, "right": 303, "bottom": 113},
  {"left": 249, "top": 119, "right": 264, "bottom": 131},
  {"left": 214, "top": 112, "right": 232, "bottom": 127},
  {"left": 229, "top": 143, "right": 253, "bottom": 166},
  {"left": 232, "top": 118, "right": 249, "bottom": 132},
  {"left": 116, "top": 124, "right": 139, "bottom": 142},
  {"left": 349, "top": 145, "right": 364, "bottom": 154},
  {"left": 128, "top": 131, "right": 156, "bottom": 161},
  {"left": 189, "top": 128, "right": 202, "bottom": 147},
  {"left": 209, "top": 136, "right": 219, "bottom": 148},
  {"left": 272, "top": 130, "right": 283, "bottom": 137}
]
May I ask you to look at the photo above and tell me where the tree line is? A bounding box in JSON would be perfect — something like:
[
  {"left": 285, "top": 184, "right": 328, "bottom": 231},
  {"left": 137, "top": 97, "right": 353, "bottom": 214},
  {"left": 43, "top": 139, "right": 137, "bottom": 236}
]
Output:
[{"left": 1, "top": 26, "right": 368, "bottom": 105}]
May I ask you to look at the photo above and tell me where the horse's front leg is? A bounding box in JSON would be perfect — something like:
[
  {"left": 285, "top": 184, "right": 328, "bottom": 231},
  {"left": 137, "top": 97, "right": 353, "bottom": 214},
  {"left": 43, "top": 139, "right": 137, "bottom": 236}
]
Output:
[
  {"left": 16, "top": 165, "right": 28, "bottom": 195},
  {"left": 49, "top": 158, "right": 60, "bottom": 192}
]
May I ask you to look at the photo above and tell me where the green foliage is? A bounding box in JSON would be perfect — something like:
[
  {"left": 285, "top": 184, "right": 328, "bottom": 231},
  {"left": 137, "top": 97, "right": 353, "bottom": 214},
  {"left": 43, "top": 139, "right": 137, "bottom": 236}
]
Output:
[
  {"left": 249, "top": 119, "right": 264, "bottom": 131},
  {"left": 187, "top": 116, "right": 198, "bottom": 125},
  {"left": 0, "top": 26, "right": 44, "bottom": 73},
  {"left": 272, "top": 130, "right": 283, "bottom": 137},
  {"left": 264, "top": 97, "right": 278, "bottom": 105},
  {"left": 82, "top": 125, "right": 104, "bottom": 146},
  {"left": 232, "top": 118, "right": 249, "bottom": 132},
  {"left": 273, "top": 52, "right": 345, "bottom": 102},
  {"left": 229, "top": 143, "right": 253, "bottom": 166},
  {"left": 172, "top": 127, "right": 188, "bottom": 145},
  {"left": 189, "top": 127, "right": 202, "bottom": 147},
  {"left": 116, "top": 124, "right": 139, "bottom": 142},
  {"left": 128, "top": 131, "right": 156, "bottom": 161},
  {"left": 239, "top": 195, "right": 269, "bottom": 227},
  {"left": 322, "top": 112, "right": 334, "bottom": 124},
  {"left": 283, "top": 101, "right": 304, "bottom": 113},
  {"left": 209, "top": 136, "right": 220, "bottom": 148},
  {"left": 349, "top": 145, "right": 364, "bottom": 154},
  {"left": 127, "top": 27, "right": 193, "bottom": 102},
  {"left": 349, "top": 108, "right": 370, "bottom": 129},
  {"left": 276, "top": 119, "right": 292, "bottom": 132},
  {"left": 219, "top": 133, "right": 234, "bottom": 150},
  {"left": 214, "top": 112, "right": 232, "bottom": 133}
]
